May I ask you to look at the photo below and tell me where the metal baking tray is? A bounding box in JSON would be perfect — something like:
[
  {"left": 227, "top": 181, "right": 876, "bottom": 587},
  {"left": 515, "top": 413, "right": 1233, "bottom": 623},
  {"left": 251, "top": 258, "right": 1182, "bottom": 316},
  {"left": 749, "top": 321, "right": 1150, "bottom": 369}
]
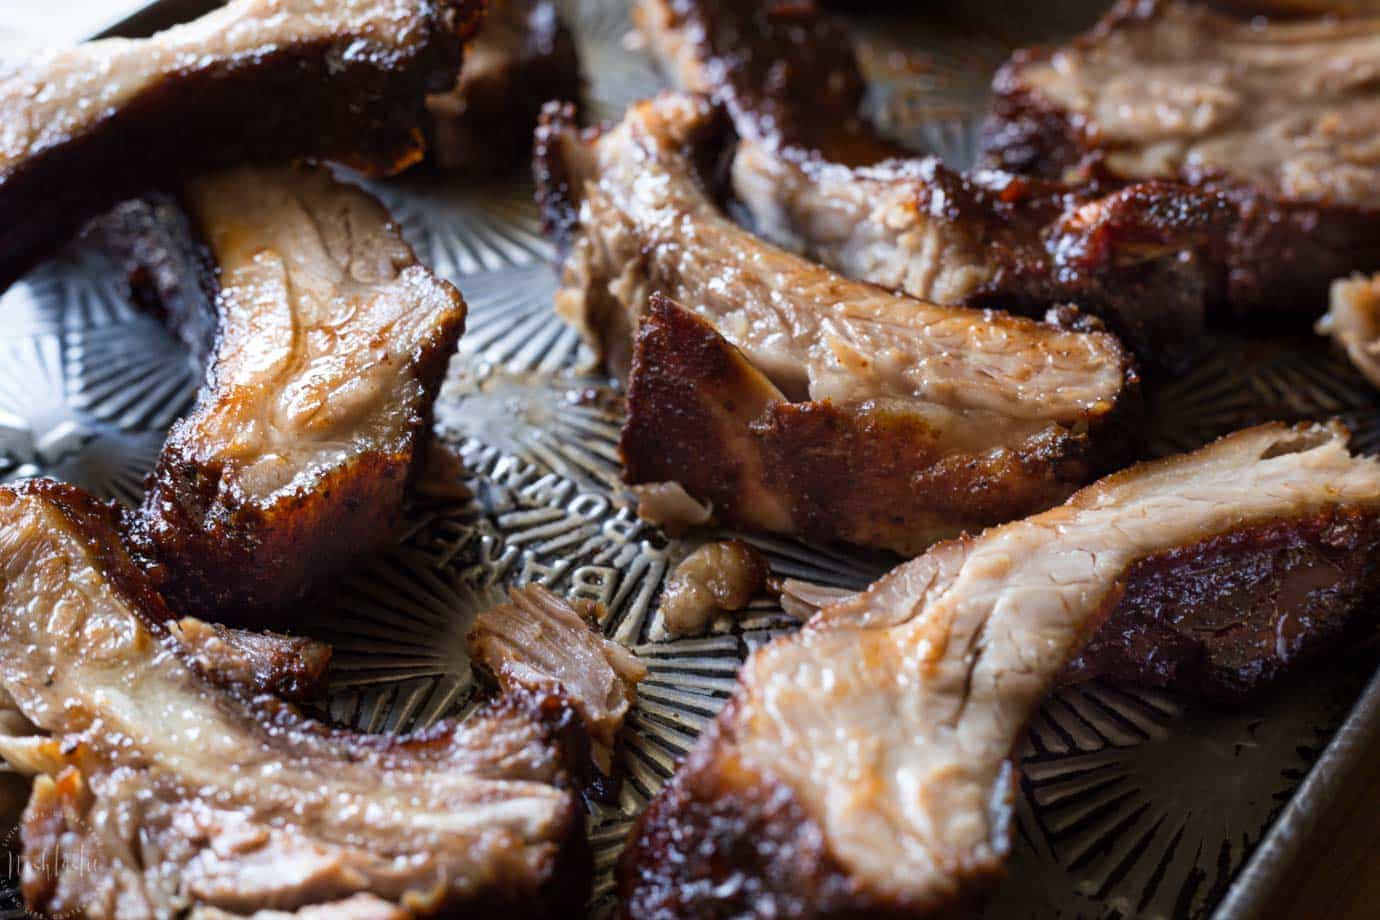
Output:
[{"left": 1, "top": 1, "right": 1377, "bottom": 917}]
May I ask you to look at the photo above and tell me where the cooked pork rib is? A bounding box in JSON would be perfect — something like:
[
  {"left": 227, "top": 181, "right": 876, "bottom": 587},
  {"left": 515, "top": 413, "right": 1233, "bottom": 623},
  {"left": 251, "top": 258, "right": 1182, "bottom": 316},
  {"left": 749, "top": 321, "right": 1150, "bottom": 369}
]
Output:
[
  {"left": 113, "top": 164, "right": 466, "bottom": 619},
  {"left": 620, "top": 423, "right": 1380, "bottom": 918},
  {"left": 984, "top": 0, "right": 1380, "bottom": 316},
  {"left": 469, "top": 584, "right": 646, "bottom": 777},
  {"left": 538, "top": 94, "right": 1136, "bottom": 553},
  {"left": 1318, "top": 273, "right": 1380, "bottom": 388},
  {"left": 621, "top": 287, "right": 1131, "bottom": 554},
  {"left": 730, "top": 145, "right": 1229, "bottom": 369},
  {"left": 0, "top": 480, "right": 589, "bottom": 919},
  {"left": 0, "top": 0, "right": 481, "bottom": 289},
  {"left": 426, "top": 0, "right": 580, "bottom": 173},
  {"left": 635, "top": 0, "right": 1233, "bottom": 369}
]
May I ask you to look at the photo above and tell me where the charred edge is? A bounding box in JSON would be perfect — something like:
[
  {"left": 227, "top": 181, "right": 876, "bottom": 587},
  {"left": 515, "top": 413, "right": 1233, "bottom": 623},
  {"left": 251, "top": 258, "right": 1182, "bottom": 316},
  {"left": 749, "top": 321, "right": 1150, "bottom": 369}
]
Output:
[
  {"left": 980, "top": 53, "right": 1089, "bottom": 178},
  {"left": 117, "top": 175, "right": 465, "bottom": 621},
  {"left": 650, "top": 0, "right": 896, "bottom": 165},
  {"left": 533, "top": 100, "right": 585, "bottom": 250},
  {"left": 425, "top": 1, "right": 583, "bottom": 174},
  {"left": 620, "top": 293, "right": 786, "bottom": 530},
  {"left": 622, "top": 295, "right": 1135, "bottom": 555},
  {"left": 0, "top": 0, "right": 484, "bottom": 289},
  {"left": 1066, "top": 507, "right": 1380, "bottom": 703},
  {"left": 88, "top": 193, "right": 220, "bottom": 365},
  {"left": 617, "top": 699, "right": 994, "bottom": 920}
]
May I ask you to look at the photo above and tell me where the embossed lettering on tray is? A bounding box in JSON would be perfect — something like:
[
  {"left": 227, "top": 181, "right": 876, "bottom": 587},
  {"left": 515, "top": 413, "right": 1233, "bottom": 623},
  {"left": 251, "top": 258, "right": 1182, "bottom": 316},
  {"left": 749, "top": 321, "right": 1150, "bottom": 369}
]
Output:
[{"left": 0, "top": 1, "right": 1377, "bottom": 918}]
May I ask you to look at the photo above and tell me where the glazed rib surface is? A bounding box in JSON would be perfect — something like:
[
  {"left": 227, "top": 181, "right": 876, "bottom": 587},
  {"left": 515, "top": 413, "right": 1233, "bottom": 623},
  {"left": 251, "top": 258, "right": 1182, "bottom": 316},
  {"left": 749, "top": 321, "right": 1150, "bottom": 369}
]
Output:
[{"left": 620, "top": 423, "right": 1380, "bottom": 918}]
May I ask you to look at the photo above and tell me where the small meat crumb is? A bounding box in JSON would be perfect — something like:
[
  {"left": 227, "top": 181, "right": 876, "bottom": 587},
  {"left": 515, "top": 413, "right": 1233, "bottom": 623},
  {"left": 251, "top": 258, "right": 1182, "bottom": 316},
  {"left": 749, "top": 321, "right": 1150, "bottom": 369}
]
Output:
[{"left": 654, "top": 539, "right": 771, "bottom": 640}]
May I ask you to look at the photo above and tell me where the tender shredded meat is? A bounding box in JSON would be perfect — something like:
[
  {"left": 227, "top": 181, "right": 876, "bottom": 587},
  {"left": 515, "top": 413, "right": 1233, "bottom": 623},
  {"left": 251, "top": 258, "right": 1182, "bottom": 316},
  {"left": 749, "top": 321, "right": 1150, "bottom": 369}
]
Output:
[
  {"left": 0, "top": 480, "right": 589, "bottom": 919},
  {"left": 620, "top": 423, "right": 1380, "bottom": 917},
  {"left": 425, "top": 0, "right": 580, "bottom": 173},
  {"left": 469, "top": 584, "right": 646, "bottom": 776},
  {"left": 985, "top": 0, "right": 1380, "bottom": 316},
  {"left": 538, "top": 94, "right": 1137, "bottom": 553},
  {"left": 653, "top": 540, "right": 770, "bottom": 640},
  {"left": 1318, "top": 273, "right": 1380, "bottom": 388},
  {"left": 0, "top": 0, "right": 482, "bottom": 288},
  {"left": 112, "top": 164, "right": 466, "bottom": 619}
]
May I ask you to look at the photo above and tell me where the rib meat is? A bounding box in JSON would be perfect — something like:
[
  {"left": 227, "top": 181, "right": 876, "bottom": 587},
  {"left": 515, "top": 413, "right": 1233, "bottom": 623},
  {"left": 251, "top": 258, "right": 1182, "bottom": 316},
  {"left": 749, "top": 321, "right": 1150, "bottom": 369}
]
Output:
[
  {"left": 469, "top": 584, "right": 647, "bottom": 777},
  {"left": 425, "top": 0, "right": 581, "bottom": 173},
  {"left": 0, "top": 479, "right": 589, "bottom": 919},
  {"left": 111, "top": 164, "right": 467, "bottom": 619},
  {"left": 984, "top": 0, "right": 1380, "bottom": 316},
  {"left": 166, "top": 617, "right": 333, "bottom": 705},
  {"left": 634, "top": 0, "right": 1234, "bottom": 370},
  {"left": 619, "top": 423, "right": 1380, "bottom": 918},
  {"left": 1318, "top": 272, "right": 1380, "bottom": 388},
  {"left": 536, "top": 97, "right": 1135, "bottom": 557},
  {"left": 0, "top": 0, "right": 482, "bottom": 289}
]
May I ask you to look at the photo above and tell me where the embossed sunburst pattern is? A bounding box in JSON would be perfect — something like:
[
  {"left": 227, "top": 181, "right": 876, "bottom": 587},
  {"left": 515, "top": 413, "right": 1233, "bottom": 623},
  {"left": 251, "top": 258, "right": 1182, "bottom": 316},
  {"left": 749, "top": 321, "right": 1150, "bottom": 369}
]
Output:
[{"left": 0, "top": 1, "right": 1376, "bottom": 919}]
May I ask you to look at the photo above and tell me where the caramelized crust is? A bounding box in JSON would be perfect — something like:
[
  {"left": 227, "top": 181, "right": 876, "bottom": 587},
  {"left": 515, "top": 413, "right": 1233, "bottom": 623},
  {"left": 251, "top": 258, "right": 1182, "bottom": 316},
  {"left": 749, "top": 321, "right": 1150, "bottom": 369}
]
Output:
[
  {"left": 0, "top": 480, "right": 590, "bottom": 919},
  {"left": 167, "top": 617, "right": 333, "bottom": 705},
  {"left": 0, "top": 0, "right": 482, "bottom": 289},
  {"left": 425, "top": 0, "right": 581, "bottom": 173},
  {"left": 631, "top": 0, "right": 896, "bottom": 164},
  {"left": 121, "top": 164, "right": 466, "bottom": 619},
  {"left": 620, "top": 423, "right": 1380, "bottom": 918},
  {"left": 1065, "top": 510, "right": 1380, "bottom": 701},
  {"left": 984, "top": 0, "right": 1380, "bottom": 317},
  {"left": 622, "top": 294, "right": 1117, "bottom": 555},
  {"left": 637, "top": 0, "right": 1236, "bottom": 370}
]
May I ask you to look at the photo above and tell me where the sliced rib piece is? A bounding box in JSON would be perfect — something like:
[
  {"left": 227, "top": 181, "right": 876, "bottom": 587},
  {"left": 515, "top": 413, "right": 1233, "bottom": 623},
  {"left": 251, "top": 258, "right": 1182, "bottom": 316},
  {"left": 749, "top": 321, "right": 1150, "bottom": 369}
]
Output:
[
  {"left": 730, "top": 146, "right": 1228, "bottom": 370},
  {"left": 635, "top": 0, "right": 1232, "bottom": 370},
  {"left": 1318, "top": 273, "right": 1380, "bottom": 388},
  {"left": 0, "top": 479, "right": 589, "bottom": 919},
  {"left": 469, "top": 584, "right": 646, "bottom": 777},
  {"left": 114, "top": 164, "right": 466, "bottom": 619},
  {"left": 619, "top": 423, "right": 1380, "bottom": 917},
  {"left": 984, "top": 0, "right": 1380, "bottom": 316},
  {"left": 0, "top": 0, "right": 482, "bottom": 289},
  {"left": 618, "top": 271, "right": 1131, "bottom": 549},
  {"left": 425, "top": 0, "right": 581, "bottom": 173}
]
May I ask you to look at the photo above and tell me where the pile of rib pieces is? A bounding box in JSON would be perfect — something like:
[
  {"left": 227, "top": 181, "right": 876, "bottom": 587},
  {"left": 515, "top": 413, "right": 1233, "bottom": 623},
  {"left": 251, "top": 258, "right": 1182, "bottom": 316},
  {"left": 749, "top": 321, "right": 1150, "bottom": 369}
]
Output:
[{"left": 0, "top": 0, "right": 1377, "bottom": 917}]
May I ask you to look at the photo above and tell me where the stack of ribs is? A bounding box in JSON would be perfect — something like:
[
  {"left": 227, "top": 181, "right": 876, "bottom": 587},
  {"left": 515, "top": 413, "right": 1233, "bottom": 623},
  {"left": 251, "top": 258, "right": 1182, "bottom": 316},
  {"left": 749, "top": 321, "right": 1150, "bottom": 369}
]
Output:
[
  {"left": 0, "top": 1, "right": 607, "bottom": 917},
  {"left": 0, "top": 0, "right": 1378, "bottom": 916},
  {"left": 0, "top": 481, "right": 591, "bottom": 918}
]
